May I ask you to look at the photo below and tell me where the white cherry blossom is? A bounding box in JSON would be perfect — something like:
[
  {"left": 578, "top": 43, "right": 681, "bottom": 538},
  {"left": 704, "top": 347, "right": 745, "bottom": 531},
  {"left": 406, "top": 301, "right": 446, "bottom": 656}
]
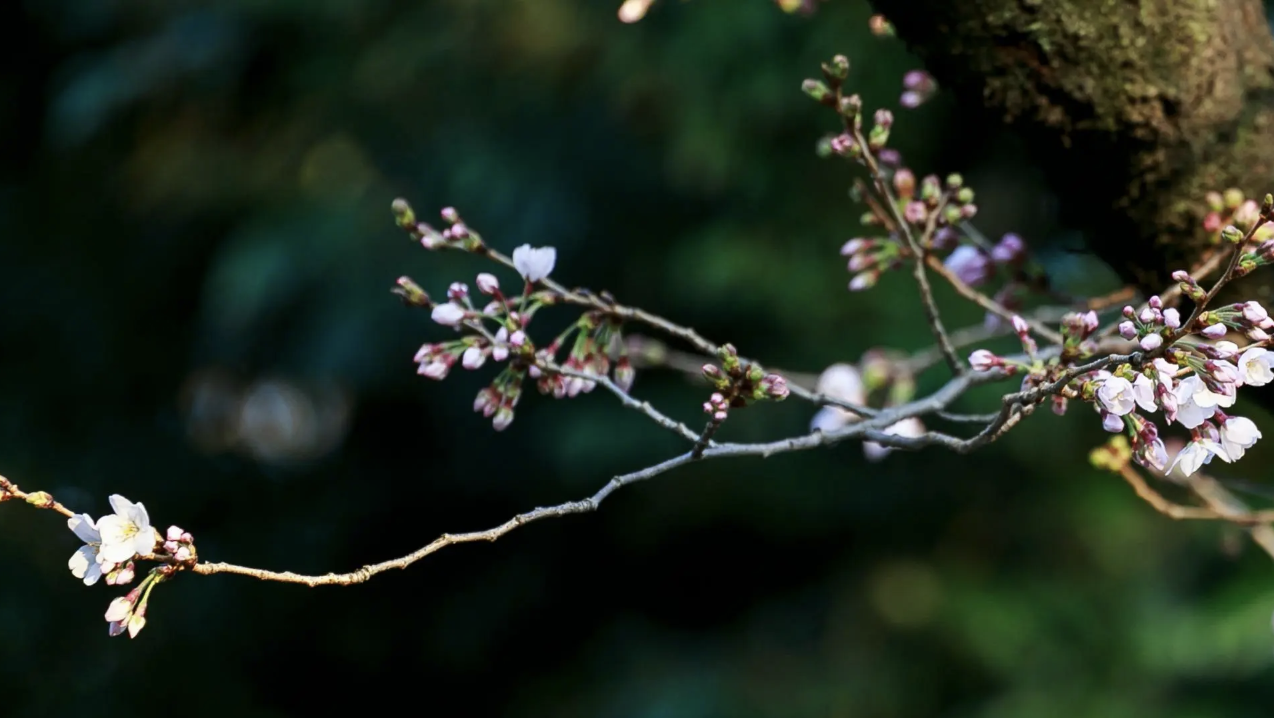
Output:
[
  {"left": 512, "top": 245, "right": 557, "bottom": 283},
  {"left": 96, "top": 495, "right": 157, "bottom": 565}
]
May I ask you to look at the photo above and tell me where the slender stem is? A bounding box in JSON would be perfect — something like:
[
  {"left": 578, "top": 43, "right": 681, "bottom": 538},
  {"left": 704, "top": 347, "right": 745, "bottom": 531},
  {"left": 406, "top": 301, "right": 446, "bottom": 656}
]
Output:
[{"left": 851, "top": 123, "right": 963, "bottom": 375}]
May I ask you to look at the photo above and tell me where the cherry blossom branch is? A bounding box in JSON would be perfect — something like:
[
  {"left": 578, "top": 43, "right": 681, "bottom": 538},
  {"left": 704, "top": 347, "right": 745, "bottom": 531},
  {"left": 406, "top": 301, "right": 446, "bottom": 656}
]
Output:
[
  {"left": 0, "top": 475, "right": 74, "bottom": 518},
  {"left": 188, "top": 366, "right": 1011, "bottom": 586},
  {"left": 481, "top": 245, "right": 721, "bottom": 358},
  {"left": 1100, "top": 458, "right": 1274, "bottom": 561},
  {"left": 924, "top": 255, "right": 1065, "bottom": 345},
  {"left": 13, "top": 48, "right": 1274, "bottom": 643},
  {"left": 545, "top": 361, "right": 706, "bottom": 445},
  {"left": 849, "top": 111, "right": 962, "bottom": 375}
]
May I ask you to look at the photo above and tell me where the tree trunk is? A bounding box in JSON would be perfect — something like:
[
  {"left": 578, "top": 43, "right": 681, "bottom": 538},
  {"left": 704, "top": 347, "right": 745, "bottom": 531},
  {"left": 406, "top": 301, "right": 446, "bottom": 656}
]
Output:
[{"left": 871, "top": 0, "right": 1274, "bottom": 297}]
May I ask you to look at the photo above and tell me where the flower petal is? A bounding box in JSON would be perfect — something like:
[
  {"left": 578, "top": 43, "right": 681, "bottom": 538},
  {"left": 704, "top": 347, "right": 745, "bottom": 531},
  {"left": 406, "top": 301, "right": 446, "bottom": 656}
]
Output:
[
  {"left": 127, "top": 502, "right": 150, "bottom": 533},
  {"left": 107, "top": 495, "right": 134, "bottom": 517},
  {"left": 69, "top": 546, "right": 102, "bottom": 585},
  {"left": 67, "top": 513, "right": 100, "bottom": 544},
  {"left": 132, "top": 531, "right": 157, "bottom": 557}
]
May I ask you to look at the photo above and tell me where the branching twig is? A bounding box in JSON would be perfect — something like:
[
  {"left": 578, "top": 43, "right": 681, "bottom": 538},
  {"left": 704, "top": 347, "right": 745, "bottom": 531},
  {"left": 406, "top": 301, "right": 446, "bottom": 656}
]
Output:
[
  {"left": 851, "top": 120, "right": 962, "bottom": 375},
  {"left": 543, "top": 362, "right": 706, "bottom": 445},
  {"left": 925, "top": 255, "right": 1065, "bottom": 345}
]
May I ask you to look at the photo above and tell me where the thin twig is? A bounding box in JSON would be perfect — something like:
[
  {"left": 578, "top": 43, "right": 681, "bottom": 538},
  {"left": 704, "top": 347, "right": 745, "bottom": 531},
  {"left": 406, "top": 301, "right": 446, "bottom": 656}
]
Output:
[
  {"left": 190, "top": 368, "right": 1012, "bottom": 585},
  {"left": 851, "top": 124, "right": 962, "bottom": 375},
  {"left": 925, "top": 255, "right": 1065, "bottom": 345},
  {"left": 0, "top": 476, "right": 74, "bottom": 518},
  {"left": 542, "top": 362, "right": 706, "bottom": 445}
]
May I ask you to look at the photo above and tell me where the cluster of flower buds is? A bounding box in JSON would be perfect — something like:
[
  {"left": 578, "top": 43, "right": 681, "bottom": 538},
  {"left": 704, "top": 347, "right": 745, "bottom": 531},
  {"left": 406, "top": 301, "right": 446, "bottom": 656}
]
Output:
[
  {"left": 531, "top": 311, "right": 634, "bottom": 398},
  {"left": 967, "top": 313, "right": 1061, "bottom": 376},
  {"left": 160, "top": 525, "right": 196, "bottom": 563},
  {"left": 1058, "top": 309, "right": 1102, "bottom": 362},
  {"left": 900, "top": 70, "right": 937, "bottom": 109},
  {"left": 64, "top": 495, "right": 193, "bottom": 638},
  {"left": 1202, "top": 189, "right": 1274, "bottom": 244},
  {"left": 392, "top": 199, "right": 485, "bottom": 252},
  {"left": 104, "top": 566, "right": 173, "bottom": 639},
  {"left": 804, "top": 54, "right": 1055, "bottom": 312},
  {"left": 836, "top": 172, "right": 983, "bottom": 292},
  {"left": 988, "top": 289, "right": 1274, "bottom": 477},
  {"left": 940, "top": 232, "right": 1029, "bottom": 290},
  {"left": 395, "top": 201, "right": 645, "bottom": 431},
  {"left": 1117, "top": 295, "right": 1182, "bottom": 351},
  {"left": 700, "top": 344, "right": 790, "bottom": 422}
]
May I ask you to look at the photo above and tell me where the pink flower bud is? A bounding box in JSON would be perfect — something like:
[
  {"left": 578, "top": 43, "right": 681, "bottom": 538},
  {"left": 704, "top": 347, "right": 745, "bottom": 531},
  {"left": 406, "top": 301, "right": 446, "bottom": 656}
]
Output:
[
  {"left": 112, "top": 564, "right": 135, "bottom": 585},
  {"left": 462, "top": 346, "right": 486, "bottom": 370},
  {"left": 848, "top": 252, "right": 879, "bottom": 272},
  {"left": 166, "top": 526, "right": 184, "bottom": 542},
  {"left": 431, "top": 303, "right": 467, "bottom": 327},
  {"left": 1206, "top": 359, "right": 1240, "bottom": 384},
  {"left": 492, "top": 407, "right": 515, "bottom": 431},
  {"left": 474, "top": 388, "right": 500, "bottom": 417},
  {"left": 1140, "top": 333, "right": 1163, "bottom": 351},
  {"left": 1052, "top": 395, "right": 1068, "bottom": 415},
  {"left": 1201, "top": 323, "right": 1228, "bottom": 339},
  {"left": 760, "top": 374, "right": 790, "bottom": 400},
  {"left": 614, "top": 358, "right": 635, "bottom": 393},
  {"left": 1102, "top": 411, "right": 1124, "bottom": 433},
  {"left": 418, "top": 359, "right": 450, "bottom": 380},
  {"left": 848, "top": 270, "right": 879, "bottom": 291},
  {"left": 944, "top": 246, "right": 991, "bottom": 287},
  {"left": 1163, "top": 308, "right": 1181, "bottom": 329},
  {"left": 1011, "top": 315, "right": 1029, "bottom": 335},
  {"left": 476, "top": 273, "right": 500, "bottom": 295},
  {"left": 840, "top": 238, "right": 867, "bottom": 256},
  {"left": 163, "top": 540, "right": 179, "bottom": 554},
  {"left": 1082, "top": 311, "right": 1100, "bottom": 333},
  {"left": 968, "top": 349, "right": 1000, "bottom": 372},
  {"left": 1243, "top": 301, "right": 1269, "bottom": 324},
  {"left": 509, "top": 330, "right": 527, "bottom": 347},
  {"left": 105, "top": 590, "right": 140, "bottom": 623},
  {"left": 991, "top": 233, "right": 1025, "bottom": 265},
  {"left": 892, "top": 169, "right": 915, "bottom": 198},
  {"left": 447, "top": 282, "right": 468, "bottom": 301},
  {"left": 904, "top": 201, "right": 927, "bottom": 224},
  {"left": 1139, "top": 306, "right": 1156, "bottom": 324}
]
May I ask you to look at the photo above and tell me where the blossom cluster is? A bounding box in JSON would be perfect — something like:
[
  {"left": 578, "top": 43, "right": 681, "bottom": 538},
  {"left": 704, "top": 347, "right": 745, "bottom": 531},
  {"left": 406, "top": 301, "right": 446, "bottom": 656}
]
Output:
[
  {"left": 1202, "top": 189, "right": 1274, "bottom": 245},
  {"left": 803, "top": 56, "right": 1051, "bottom": 327},
  {"left": 700, "top": 343, "right": 791, "bottom": 424},
  {"left": 66, "top": 494, "right": 194, "bottom": 638},
  {"left": 969, "top": 282, "right": 1274, "bottom": 477},
  {"left": 394, "top": 202, "right": 652, "bottom": 431}
]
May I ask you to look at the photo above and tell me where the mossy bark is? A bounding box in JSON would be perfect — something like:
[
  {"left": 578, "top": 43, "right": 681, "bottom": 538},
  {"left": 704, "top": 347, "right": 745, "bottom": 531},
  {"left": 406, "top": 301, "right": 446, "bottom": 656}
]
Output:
[{"left": 872, "top": 0, "right": 1274, "bottom": 296}]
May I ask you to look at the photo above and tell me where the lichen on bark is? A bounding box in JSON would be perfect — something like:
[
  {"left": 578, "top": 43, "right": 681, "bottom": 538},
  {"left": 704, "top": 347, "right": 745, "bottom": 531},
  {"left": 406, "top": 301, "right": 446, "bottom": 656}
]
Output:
[{"left": 872, "top": 0, "right": 1274, "bottom": 293}]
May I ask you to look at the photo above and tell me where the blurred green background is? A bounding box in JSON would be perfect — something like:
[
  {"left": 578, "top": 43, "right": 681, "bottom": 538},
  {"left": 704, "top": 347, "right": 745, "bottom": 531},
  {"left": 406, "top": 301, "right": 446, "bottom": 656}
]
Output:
[{"left": 3, "top": 1, "right": 1274, "bottom": 716}]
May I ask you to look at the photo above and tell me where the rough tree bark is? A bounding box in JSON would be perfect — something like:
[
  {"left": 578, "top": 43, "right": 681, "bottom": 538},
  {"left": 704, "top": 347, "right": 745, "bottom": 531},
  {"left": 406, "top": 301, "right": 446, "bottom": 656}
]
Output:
[{"left": 871, "top": 0, "right": 1274, "bottom": 297}]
